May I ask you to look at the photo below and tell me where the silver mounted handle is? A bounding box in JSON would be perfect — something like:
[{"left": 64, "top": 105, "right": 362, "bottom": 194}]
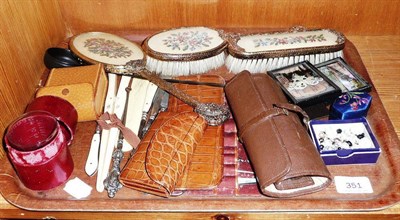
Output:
[
  {"left": 103, "top": 79, "right": 133, "bottom": 198},
  {"left": 122, "top": 60, "right": 231, "bottom": 126}
]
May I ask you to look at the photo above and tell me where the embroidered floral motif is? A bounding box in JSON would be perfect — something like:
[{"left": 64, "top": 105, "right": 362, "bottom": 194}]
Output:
[
  {"left": 163, "top": 31, "right": 213, "bottom": 51},
  {"left": 253, "top": 34, "right": 327, "bottom": 47},
  {"left": 339, "top": 92, "right": 369, "bottom": 110},
  {"left": 84, "top": 38, "right": 132, "bottom": 58}
]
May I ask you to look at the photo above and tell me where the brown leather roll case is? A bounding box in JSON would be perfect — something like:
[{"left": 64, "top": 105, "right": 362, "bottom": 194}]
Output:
[{"left": 225, "top": 71, "right": 332, "bottom": 197}]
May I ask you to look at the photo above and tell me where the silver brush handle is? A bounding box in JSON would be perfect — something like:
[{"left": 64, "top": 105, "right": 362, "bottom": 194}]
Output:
[{"left": 123, "top": 61, "right": 230, "bottom": 126}]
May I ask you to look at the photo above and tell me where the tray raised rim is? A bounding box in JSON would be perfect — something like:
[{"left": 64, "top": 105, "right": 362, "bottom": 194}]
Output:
[{"left": 1, "top": 29, "right": 399, "bottom": 212}]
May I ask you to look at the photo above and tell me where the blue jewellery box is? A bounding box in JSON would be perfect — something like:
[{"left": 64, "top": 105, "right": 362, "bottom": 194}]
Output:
[
  {"left": 329, "top": 92, "right": 372, "bottom": 120},
  {"left": 309, "top": 118, "right": 381, "bottom": 165}
]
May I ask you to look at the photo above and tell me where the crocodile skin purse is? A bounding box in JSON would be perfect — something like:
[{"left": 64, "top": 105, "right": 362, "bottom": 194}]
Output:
[
  {"left": 119, "top": 75, "right": 225, "bottom": 197},
  {"left": 119, "top": 111, "right": 207, "bottom": 197},
  {"left": 225, "top": 71, "right": 332, "bottom": 198}
]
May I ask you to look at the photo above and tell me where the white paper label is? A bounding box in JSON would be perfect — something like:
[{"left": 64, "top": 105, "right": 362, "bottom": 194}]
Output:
[
  {"left": 334, "top": 176, "right": 373, "bottom": 194},
  {"left": 64, "top": 177, "right": 92, "bottom": 199}
]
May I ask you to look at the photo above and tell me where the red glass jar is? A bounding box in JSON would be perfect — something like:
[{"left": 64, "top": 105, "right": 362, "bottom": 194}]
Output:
[{"left": 5, "top": 112, "right": 74, "bottom": 190}]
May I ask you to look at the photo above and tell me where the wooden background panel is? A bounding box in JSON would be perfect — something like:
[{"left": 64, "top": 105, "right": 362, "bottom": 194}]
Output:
[
  {"left": 0, "top": 0, "right": 67, "bottom": 158},
  {"left": 58, "top": 0, "right": 400, "bottom": 35},
  {"left": 58, "top": 0, "right": 219, "bottom": 34}
]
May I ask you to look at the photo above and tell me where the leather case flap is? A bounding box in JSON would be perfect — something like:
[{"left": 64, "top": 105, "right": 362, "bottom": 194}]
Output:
[{"left": 225, "top": 72, "right": 292, "bottom": 188}]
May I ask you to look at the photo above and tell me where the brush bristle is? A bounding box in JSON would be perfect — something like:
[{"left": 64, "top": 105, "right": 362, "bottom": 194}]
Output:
[
  {"left": 225, "top": 50, "right": 344, "bottom": 74},
  {"left": 146, "top": 52, "right": 226, "bottom": 77}
]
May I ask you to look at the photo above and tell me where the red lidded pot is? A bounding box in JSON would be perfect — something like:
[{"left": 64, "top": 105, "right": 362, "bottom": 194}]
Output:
[{"left": 25, "top": 95, "right": 78, "bottom": 146}]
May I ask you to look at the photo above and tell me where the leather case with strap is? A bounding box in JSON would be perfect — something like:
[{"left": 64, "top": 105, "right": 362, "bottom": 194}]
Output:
[{"left": 224, "top": 71, "right": 332, "bottom": 198}]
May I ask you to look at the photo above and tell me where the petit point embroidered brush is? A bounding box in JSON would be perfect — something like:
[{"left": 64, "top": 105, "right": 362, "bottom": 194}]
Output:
[
  {"left": 142, "top": 26, "right": 228, "bottom": 76},
  {"left": 225, "top": 26, "right": 346, "bottom": 74},
  {"left": 69, "top": 32, "right": 144, "bottom": 65}
]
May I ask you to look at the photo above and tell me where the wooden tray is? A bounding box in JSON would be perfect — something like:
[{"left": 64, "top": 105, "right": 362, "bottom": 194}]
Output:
[{"left": 1, "top": 31, "right": 400, "bottom": 212}]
